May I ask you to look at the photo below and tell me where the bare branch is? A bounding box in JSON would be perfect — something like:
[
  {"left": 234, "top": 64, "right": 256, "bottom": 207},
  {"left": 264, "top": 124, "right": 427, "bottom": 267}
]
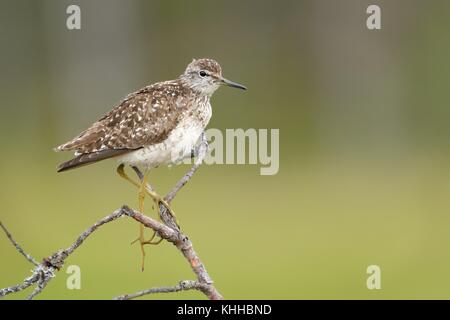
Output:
[
  {"left": 113, "top": 280, "right": 202, "bottom": 300},
  {"left": 0, "top": 210, "right": 127, "bottom": 299},
  {"left": 0, "top": 272, "right": 39, "bottom": 297},
  {"left": 114, "top": 279, "right": 222, "bottom": 301},
  {"left": 0, "top": 131, "right": 223, "bottom": 300},
  {"left": 63, "top": 208, "right": 125, "bottom": 257},
  {"left": 0, "top": 221, "right": 38, "bottom": 266},
  {"left": 25, "top": 267, "right": 54, "bottom": 300},
  {"left": 122, "top": 207, "right": 220, "bottom": 295}
]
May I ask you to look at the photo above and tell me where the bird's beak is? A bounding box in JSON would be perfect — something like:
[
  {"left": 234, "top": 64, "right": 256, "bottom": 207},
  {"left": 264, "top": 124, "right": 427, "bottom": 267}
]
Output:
[{"left": 220, "top": 77, "right": 247, "bottom": 90}]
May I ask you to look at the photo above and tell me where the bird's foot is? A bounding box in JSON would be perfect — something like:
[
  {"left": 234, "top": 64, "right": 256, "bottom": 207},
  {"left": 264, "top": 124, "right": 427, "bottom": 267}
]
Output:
[
  {"left": 146, "top": 189, "right": 180, "bottom": 228},
  {"left": 131, "top": 224, "right": 163, "bottom": 271},
  {"left": 130, "top": 185, "right": 166, "bottom": 271}
]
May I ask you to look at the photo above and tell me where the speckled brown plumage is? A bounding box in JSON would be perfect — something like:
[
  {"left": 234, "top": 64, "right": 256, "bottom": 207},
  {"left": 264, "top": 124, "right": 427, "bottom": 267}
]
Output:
[{"left": 55, "top": 58, "right": 246, "bottom": 172}]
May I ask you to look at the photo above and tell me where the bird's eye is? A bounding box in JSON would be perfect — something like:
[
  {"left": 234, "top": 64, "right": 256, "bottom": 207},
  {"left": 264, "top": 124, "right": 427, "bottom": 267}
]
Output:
[{"left": 199, "top": 70, "right": 207, "bottom": 77}]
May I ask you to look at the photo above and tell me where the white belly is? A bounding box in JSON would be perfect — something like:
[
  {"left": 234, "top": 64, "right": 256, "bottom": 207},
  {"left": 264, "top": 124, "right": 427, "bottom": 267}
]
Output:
[{"left": 116, "top": 122, "right": 204, "bottom": 169}]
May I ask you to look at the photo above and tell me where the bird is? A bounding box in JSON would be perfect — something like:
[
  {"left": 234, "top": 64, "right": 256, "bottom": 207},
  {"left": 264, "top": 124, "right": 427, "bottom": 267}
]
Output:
[{"left": 55, "top": 58, "right": 247, "bottom": 270}]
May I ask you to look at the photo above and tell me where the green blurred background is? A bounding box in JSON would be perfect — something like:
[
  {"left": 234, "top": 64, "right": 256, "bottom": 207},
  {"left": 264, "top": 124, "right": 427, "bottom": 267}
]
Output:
[{"left": 1, "top": 0, "right": 450, "bottom": 299}]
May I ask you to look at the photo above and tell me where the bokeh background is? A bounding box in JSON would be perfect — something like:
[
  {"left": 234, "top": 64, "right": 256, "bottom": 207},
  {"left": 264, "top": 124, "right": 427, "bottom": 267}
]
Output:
[{"left": 1, "top": 0, "right": 450, "bottom": 299}]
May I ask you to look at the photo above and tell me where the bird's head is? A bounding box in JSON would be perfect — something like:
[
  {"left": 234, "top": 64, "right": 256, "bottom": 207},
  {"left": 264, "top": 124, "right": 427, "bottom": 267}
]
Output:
[{"left": 180, "top": 58, "right": 246, "bottom": 96}]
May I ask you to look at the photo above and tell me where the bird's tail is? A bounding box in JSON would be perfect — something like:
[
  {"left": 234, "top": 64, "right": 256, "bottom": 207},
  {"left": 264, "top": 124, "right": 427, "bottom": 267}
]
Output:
[{"left": 57, "top": 149, "right": 131, "bottom": 172}]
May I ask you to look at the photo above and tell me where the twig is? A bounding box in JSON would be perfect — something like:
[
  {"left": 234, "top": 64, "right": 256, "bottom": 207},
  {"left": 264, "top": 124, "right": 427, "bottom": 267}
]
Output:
[
  {"left": 25, "top": 266, "right": 54, "bottom": 300},
  {"left": 113, "top": 280, "right": 203, "bottom": 300},
  {"left": 0, "top": 209, "right": 125, "bottom": 299},
  {"left": 0, "top": 222, "right": 38, "bottom": 266},
  {"left": 63, "top": 208, "right": 125, "bottom": 257},
  {"left": 0, "top": 272, "right": 39, "bottom": 297},
  {"left": 123, "top": 207, "right": 220, "bottom": 297},
  {"left": 0, "top": 132, "right": 223, "bottom": 300}
]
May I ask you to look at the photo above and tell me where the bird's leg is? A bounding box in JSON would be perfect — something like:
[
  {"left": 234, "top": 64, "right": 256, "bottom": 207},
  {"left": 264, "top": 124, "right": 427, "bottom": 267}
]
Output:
[
  {"left": 131, "top": 165, "right": 179, "bottom": 228},
  {"left": 116, "top": 164, "right": 140, "bottom": 188},
  {"left": 135, "top": 169, "right": 167, "bottom": 270},
  {"left": 117, "top": 164, "right": 160, "bottom": 271},
  {"left": 137, "top": 170, "right": 149, "bottom": 271}
]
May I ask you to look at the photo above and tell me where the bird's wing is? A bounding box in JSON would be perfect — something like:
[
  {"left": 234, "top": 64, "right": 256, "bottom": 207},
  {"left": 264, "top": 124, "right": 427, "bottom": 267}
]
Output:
[
  {"left": 55, "top": 82, "right": 190, "bottom": 171},
  {"left": 56, "top": 83, "right": 187, "bottom": 154}
]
